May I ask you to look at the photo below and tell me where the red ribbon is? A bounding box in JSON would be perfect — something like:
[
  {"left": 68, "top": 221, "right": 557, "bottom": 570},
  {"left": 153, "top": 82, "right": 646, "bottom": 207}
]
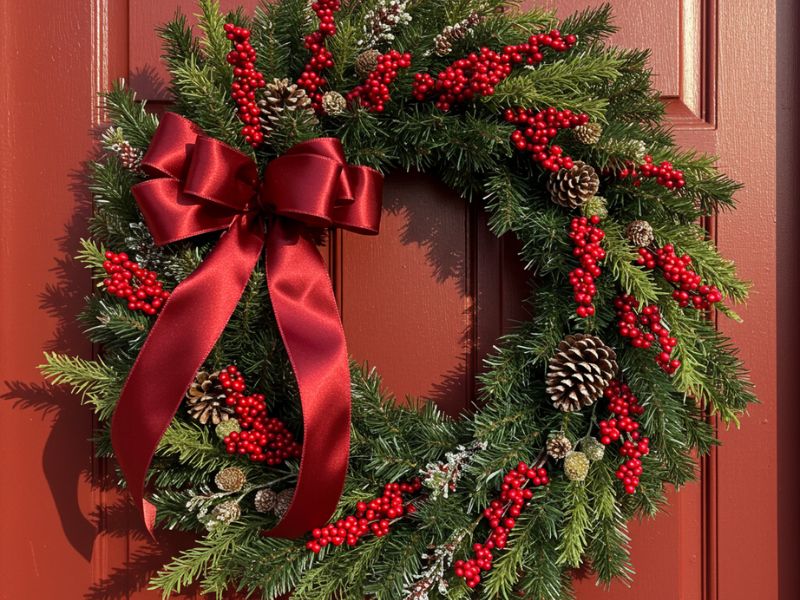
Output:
[{"left": 111, "top": 113, "right": 382, "bottom": 538}]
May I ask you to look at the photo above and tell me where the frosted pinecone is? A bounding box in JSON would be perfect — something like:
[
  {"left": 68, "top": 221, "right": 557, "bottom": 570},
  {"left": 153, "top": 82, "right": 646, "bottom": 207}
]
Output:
[
  {"left": 582, "top": 195, "right": 608, "bottom": 219},
  {"left": 210, "top": 500, "right": 241, "bottom": 526},
  {"left": 355, "top": 49, "right": 381, "bottom": 77},
  {"left": 546, "top": 433, "right": 574, "bottom": 459},
  {"left": 321, "top": 91, "right": 347, "bottom": 116},
  {"left": 582, "top": 437, "right": 606, "bottom": 461},
  {"left": 254, "top": 488, "right": 278, "bottom": 513},
  {"left": 359, "top": 0, "right": 412, "bottom": 48},
  {"left": 564, "top": 451, "right": 591, "bottom": 482},
  {"left": 432, "top": 12, "right": 484, "bottom": 56},
  {"left": 214, "top": 466, "right": 246, "bottom": 492},
  {"left": 215, "top": 418, "right": 241, "bottom": 440},
  {"left": 625, "top": 219, "right": 655, "bottom": 247},
  {"left": 573, "top": 122, "right": 603, "bottom": 145},
  {"left": 274, "top": 489, "right": 294, "bottom": 518}
]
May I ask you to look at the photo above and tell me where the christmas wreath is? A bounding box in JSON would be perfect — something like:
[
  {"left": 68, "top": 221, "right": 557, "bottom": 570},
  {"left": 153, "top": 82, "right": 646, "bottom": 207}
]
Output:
[{"left": 41, "top": 1, "right": 754, "bottom": 598}]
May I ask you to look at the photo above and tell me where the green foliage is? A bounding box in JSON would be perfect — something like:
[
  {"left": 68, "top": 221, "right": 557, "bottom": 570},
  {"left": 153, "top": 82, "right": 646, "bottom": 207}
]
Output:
[{"left": 40, "top": 1, "right": 756, "bottom": 598}]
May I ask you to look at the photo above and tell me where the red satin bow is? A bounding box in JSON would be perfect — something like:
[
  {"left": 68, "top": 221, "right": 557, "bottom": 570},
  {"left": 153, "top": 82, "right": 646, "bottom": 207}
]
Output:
[{"left": 111, "top": 112, "right": 382, "bottom": 538}]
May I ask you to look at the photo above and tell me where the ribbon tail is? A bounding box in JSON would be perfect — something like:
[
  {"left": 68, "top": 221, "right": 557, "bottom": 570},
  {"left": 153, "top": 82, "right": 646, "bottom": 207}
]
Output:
[
  {"left": 264, "top": 219, "right": 351, "bottom": 538},
  {"left": 111, "top": 216, "right": 264, "bottom": 536}
]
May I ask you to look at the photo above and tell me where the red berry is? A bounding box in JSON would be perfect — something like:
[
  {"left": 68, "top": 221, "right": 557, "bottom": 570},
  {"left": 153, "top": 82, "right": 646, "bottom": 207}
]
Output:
[{"left": 225, "top": 23, "right": 266, "bottom": 147}]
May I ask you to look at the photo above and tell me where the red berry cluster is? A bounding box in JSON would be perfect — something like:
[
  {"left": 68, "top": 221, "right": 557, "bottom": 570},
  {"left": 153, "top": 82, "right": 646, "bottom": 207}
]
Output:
[
  {"left": 614, "top": 294, "right": 681, "bottom": 374},
  {"left": 454, "top": 463, "right": 549, "bottom": 589},
  {"left": 306, "top": 479, "right": 422, "bottom": 552},
  {"left": 297, "top": 0, "right": 341, "bottom": 111},
  {"left": 504, "top": 106, "right": 590, "bottom": 171},
  {"left": 412, "top": 31, "right": 577, "bottom": 110},
  {"left": 224, "top": 24, "right": 266, "bottom": 148},
  {"left": 598, "top": 380, "right": 644, "bottom": 445},
  {"left": 617, "top": 437, "right": 650, "bottom": 494},
  {"left": 598, "top": 380, "right": 650, "bottom": 494},
  {"left": 637, "top": 246, "right": 723, "bottom": 310},
  {"left": 568, "top": 215, "right": 606, "bottom": 317},
  {"left": 346, "top": 50, "right": 412, "bottom": 112},
  {"left": 619, "top": 155, "right": 685, "bottom": 191},
  {"left": 102, "top": 251, "right": 170, "bottom": 315},
  {"left": 217, "top": 366, "right": 302, "bottom": 464}
]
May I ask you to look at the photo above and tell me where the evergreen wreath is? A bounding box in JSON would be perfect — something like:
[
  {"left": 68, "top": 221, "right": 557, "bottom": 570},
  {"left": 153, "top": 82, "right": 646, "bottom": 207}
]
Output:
[{"left": 41, "top": 1, "right": 755, "bottom": 598}]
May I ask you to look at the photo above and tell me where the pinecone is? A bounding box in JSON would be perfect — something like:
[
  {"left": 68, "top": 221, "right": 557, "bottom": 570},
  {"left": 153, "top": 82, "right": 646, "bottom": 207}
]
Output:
[
  {"left": 321, "top": 91, "right": 347, "bottom": 116},
  {"left": 215, "top": 418, "right": 241, "bottom": 440},
  {"left": 564, "top": 451, "right": 591, "bottom": 481},
  {"left": 546, "top": 334, "right": 618, "bottom": 412},
  {"left": 115, "top": 140, "right": 143, "bottom": 171},
  {"left": 254, "top": 488, "right": 278, "bottom": 513},
  {"left": 355, "top": 49, "right": 381, "bottom": 77},
  {"left": 547, "top": 161, "right": 600, "bottom": 209},
  {"left": 432, "top": 12, "right": 484, "bottom": 56},
  {"left": 186, "top": 371, "right": 233, "bottom": 425},
  {"left": 626, "top": 219, "right": 655, "bottom": 247},
  {"left": 211, "top": 500, "right": 241, "bottom": 525},
  {"left": 258, "top": 78, "right": 317, "bottom": 133},
  {"left": 582, "top": 436, "right": 606, "bottom": 462},
  {"left": 214, "top": 466, "right": 246, "bottom": 492},
  {"left": 582, "top": 195, "right": 608, "bottom": 219},
  {"left": 546, "top": 433, "right": 573, "bottom": 459},
  {"left": 573, "top": 122, "right": 603, "bottom": 145},
  {"left": 274, "top": 489, "right": 294, "bottom": 518}
]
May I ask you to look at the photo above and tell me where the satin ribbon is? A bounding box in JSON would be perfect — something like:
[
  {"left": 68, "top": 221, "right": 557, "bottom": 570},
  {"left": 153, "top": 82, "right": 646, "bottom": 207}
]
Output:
[{"left": 110, "top": 112, "right": 382, "bottom": 538}]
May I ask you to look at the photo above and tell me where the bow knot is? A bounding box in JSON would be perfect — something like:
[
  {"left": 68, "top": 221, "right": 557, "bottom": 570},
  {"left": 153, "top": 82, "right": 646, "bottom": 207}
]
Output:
[{"left": 112, "top": 112, "right": 382, "bottom": 539}]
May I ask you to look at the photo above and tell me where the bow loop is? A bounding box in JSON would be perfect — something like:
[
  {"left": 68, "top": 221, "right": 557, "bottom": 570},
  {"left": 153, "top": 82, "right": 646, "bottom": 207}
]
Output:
[
  {"left": 184, "top": 136, "right": 259, "bottom": 212},
  {"left": 141, "top": 112, "right": 202, "bottom": 180},
  {"left": 260, "top": 152, "right": 342, "bottom": 228}
]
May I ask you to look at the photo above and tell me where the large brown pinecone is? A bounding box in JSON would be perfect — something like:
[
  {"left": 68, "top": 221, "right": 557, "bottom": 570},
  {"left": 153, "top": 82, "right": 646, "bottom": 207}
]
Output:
[
  {"left": 546, "top": 334, "right": 618, "bottom": 412},
  {"left": 547, "top": 160, "right": 600, "bottom": 209},
  {"left": 185, "top": 371, "right": 233, "bottom": 425},
  {"left": 258, "top": 78, "right": 317, "bottom": 133}
]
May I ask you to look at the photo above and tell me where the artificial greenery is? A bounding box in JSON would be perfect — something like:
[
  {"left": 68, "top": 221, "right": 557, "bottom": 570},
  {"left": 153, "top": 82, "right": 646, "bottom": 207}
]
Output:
[{"left": 40, "top": 1, "right": 754, "bottom": 598}]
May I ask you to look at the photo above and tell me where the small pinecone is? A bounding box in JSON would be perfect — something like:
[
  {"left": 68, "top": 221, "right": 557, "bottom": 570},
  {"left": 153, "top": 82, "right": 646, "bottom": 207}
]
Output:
[
  {"left": 546, "top": 334, "right": 618, "bottom": 412},
  {"left": 626, "top": 219, "right": 655, "bottom": 247},
  {"left": 355, "top": 49, "right": 381, "bottom": 77},
  {"left": 582, "top": 437, "right": 606, "bottom": 462},
  {"left": 115, "top": 141, "right": 143, "bottom": 171},
  {"left": 582, "top": 195, "right": 608, "bottom": 219},
  {"left": 258, "top": 78, "right": 317, "bottom": 133},
  {"left": 214, "top": 466, "right": 246, "bottom": 492},
  {"left": 321, "top": 91, "right": 347, "bottom": 116},
  {"left": 254, "top": 488, "right": 278, "bottom": 513},
  {"left": 274, "top": 489, "right": 294, "bottom": 518},
  {"left": 564, "top": 451, "right": 591, "bottom": 482},
  {"left": 546, "top": 433, "right": 573, "bottom": 459},
  {"left": 573, "top": 123, "right": 603, "bottom": 145},
  {"left": 547, "top": 161, "right": 600, "bottom": 209},
  {"left": 186, "top": 371, "right": 233, "bottom": 425},
  {"left": 211, "top": 500, "right": 241, "bottom": 525},
  {"left": 433, "top": 12, "right": 484, "bottom": 56},
  {"left": 215, "top": 418, "right": 241, "bottom": 440}
]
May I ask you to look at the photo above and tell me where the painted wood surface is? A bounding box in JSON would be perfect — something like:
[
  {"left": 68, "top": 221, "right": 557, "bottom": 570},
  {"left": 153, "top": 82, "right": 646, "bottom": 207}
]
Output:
[{"left": 0, "top": 1, "right": 785, "bottom": 599}]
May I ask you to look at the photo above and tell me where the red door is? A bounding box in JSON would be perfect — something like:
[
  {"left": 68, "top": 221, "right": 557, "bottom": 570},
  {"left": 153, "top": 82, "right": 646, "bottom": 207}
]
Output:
[{"left": 0, "top": 1, "right": 788, "bottom": 599}]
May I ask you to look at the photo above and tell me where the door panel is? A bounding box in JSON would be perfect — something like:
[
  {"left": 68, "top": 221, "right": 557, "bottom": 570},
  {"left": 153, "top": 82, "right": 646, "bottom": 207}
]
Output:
[{"left": 0, "top": 1, "right": 778, "bottom": 599}]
